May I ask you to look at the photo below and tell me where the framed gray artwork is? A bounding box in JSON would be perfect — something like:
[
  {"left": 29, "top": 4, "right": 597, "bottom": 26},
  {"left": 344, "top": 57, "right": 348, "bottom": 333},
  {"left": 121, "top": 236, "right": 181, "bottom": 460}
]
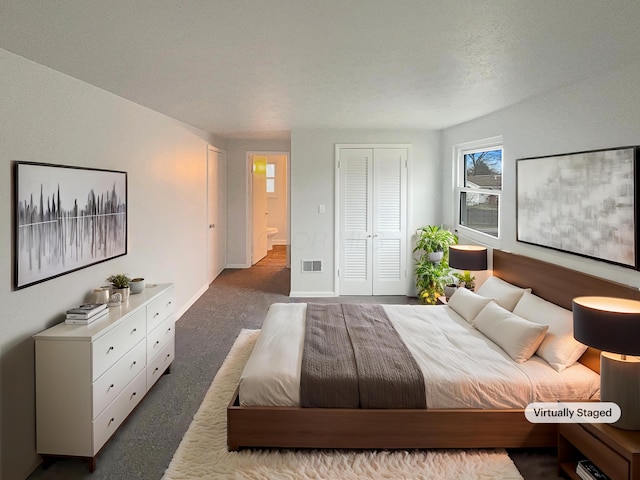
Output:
[
  {"left": 14, "top": 162, "right": 127, "bottom": 289},
  {"left": 516, "top": 147, "right": 638, "bottom": 269}
]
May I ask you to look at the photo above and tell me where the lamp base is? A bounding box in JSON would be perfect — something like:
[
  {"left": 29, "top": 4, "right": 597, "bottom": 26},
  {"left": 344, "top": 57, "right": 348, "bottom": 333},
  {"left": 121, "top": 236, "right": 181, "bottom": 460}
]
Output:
[{"left": 601, "top": 352, "right": 640, "bottom": 430}]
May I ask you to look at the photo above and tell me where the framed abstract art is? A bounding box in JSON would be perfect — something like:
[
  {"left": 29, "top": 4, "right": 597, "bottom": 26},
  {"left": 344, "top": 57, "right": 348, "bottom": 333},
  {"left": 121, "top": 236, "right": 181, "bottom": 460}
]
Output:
[
  {"left": 516, "top": 147, "right": 638, "bottom": 269},
  {"left": 14, "top": 162, "right": 127, "bottom": 289}
]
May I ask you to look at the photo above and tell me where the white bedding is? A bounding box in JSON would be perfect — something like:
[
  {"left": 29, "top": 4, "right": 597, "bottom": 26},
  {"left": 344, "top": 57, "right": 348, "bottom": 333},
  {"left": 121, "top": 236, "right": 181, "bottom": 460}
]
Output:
[{"left": 239, "top": 303, "right": 600, "bottom": 408}]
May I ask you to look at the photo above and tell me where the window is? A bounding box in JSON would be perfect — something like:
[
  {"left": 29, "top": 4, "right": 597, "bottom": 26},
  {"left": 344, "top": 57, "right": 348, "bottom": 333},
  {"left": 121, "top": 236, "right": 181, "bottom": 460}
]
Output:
[
  {"left": 266, "top": 162, "right": 276, "bottom": 196},
  {"left": 455, "top": 138, "right": 502, "bottom": 240}
]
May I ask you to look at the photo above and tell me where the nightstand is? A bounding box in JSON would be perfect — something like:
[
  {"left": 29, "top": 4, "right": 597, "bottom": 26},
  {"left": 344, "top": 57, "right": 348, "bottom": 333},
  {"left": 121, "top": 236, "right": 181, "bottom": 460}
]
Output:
[{"left": 558, "top": 423, "right": 640, "bottom": 480}]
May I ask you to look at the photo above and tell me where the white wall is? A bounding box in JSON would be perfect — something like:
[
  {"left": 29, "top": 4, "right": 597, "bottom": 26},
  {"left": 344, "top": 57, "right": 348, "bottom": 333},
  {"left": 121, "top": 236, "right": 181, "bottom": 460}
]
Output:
[
  {"left": 0, "top": 49, "right": 221, "bottom": 480},
  {"left": 226, "top": 139, "right": 291, "bottom": 267},
  {"left": 290, "top": 129, "right": 441, "bottom": 296},
  {"left": 441, "top": 60, "right": 640, "bottom": 288}
]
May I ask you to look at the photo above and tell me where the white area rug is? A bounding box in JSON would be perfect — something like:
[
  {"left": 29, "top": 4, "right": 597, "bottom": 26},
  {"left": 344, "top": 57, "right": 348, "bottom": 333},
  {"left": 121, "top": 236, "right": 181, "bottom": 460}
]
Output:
[{"left": 163, "top": 329, "right": 524, "bottom": 480}]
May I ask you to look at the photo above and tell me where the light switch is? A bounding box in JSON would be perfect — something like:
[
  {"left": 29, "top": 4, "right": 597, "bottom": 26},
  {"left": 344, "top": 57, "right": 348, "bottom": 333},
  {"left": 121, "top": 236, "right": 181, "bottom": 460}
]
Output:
[{"left": 318, "top": 204, "right": 326, "bottom": 214}]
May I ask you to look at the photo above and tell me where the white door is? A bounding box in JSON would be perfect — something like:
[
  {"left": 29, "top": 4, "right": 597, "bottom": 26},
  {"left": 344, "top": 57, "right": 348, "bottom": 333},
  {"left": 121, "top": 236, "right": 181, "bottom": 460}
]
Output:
[
  {"left": 207, "top": 147, "right": 227, "bottom": 283},
  {"left": 252, "top": 155, "right": 268, "bottom": 264},
  {"left": 338, "top": 147, "right": 407, "bottom": 295},
  {"left": 339, "top": 149, "right": 373, "bottom": 295},
  {"left": 372, "top": 148, "right": 407, "bottom": 295}
]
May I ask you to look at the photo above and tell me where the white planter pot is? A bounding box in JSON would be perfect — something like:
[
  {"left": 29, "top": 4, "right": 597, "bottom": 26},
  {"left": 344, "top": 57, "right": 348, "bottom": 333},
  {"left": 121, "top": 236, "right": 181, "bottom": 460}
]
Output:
[
  {"left": 444, "top": 284, "right": 458, "bottom": 299},
  {"left": 129, "top": 279, "right": 145, "bottom": 294},
  {"left": 428, "top": 251, "right": 444, "bottom": 263}
]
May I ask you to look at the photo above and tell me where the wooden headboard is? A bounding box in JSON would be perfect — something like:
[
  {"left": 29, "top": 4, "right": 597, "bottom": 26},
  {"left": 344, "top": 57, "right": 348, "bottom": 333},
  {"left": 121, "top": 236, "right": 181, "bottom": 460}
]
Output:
[{"left": 492, "top": 250, "right": 640, "bottom": 373}]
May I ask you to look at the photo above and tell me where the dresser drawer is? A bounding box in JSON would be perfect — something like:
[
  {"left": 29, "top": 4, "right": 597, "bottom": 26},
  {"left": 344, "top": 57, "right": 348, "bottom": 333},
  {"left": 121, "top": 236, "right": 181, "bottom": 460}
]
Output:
[
  {"left": 561, "top": 423, "right": 629, "bottom": 480},
  {"left": 147, "top": 288, "right": 175, "bottom": 329},
  {"left": 147, "top": 338, "right": 175, "bottom": 389},
  {"left": 147, "top": 316, "right": 174, "bottom": 357},
  {"left": 92, "top": 369, "right": 146, "bottom": 454},
  {"left": 91, "top": 309, "right": 146, "bottom": 380},
  {"left": 92, "top": 339, "right": 146, "bottom": 418}
]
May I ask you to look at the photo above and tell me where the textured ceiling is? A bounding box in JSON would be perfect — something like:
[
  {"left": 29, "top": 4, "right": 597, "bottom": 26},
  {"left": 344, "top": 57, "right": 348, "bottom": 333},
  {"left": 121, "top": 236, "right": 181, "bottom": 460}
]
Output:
[{"left": 2, "top": 1, "right": 640, "bottom": 139}]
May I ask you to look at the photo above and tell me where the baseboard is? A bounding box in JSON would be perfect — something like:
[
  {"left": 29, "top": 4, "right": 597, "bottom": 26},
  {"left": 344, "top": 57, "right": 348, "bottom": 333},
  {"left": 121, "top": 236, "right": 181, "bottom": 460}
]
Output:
[
  {"left": 289, "top": 291, "right": 338, "bottom": 298},
  {"left": 226, "top": 263, "right": 251, "bottom": 269},
  {"left": 176, "top": 283, "right": 209, "bottom": 321}
]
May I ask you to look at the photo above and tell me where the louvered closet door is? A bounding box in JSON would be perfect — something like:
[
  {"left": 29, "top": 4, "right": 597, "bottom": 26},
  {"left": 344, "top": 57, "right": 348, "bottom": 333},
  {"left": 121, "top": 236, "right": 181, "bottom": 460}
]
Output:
[
  {"left": 372, "top": 148, "right": 407, "bottom": 295},
  {"left": 339, "top": 149, "right": 373, "bottom": 295},
  {"left": 339, "top": 147, "right": 407, "bottom": 295}
]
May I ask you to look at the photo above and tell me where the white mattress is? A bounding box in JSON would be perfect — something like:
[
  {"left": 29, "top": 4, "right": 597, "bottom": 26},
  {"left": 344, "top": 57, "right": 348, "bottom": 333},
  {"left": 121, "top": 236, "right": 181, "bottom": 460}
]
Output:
[{"left": 239, "top": 303, "right": 600, "bottom": 408}]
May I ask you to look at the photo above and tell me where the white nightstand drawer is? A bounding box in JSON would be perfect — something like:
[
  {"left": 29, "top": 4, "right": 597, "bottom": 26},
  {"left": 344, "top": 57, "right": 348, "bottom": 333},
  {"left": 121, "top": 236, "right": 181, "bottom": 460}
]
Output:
[
  {"left": 92, "top": 369, "right": 146, "bottom": 454},
  {"left": 92, "top": 339, "right": 146, "bottom": 418},
  {"left": 147, "top": 288, "right": 175, "bottom": 329},
  {"left": 92, "top": 309, "right": 146, "bottom": 380},
  {"left": 147, "top": 338, "right": 174, "bottom": 389},
  {"left": 147, "top": 316, "right": 174, "bottom": 356}
]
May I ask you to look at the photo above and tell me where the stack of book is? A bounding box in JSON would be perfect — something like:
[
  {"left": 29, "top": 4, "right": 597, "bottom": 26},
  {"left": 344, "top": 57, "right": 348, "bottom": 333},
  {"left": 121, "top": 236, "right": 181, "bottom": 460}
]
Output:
[
  {"left": 576, "top": 459, "right": 609, "bottom": 480},
  {"left": 65, "top": 303, "right": 109, "bottom": 325}
]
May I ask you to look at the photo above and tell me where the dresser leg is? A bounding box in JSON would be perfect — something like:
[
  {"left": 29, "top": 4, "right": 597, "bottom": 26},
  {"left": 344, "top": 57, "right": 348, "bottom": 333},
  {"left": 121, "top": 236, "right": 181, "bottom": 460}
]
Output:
[{"left": 88, "top": 456, "right": 96, "bottom": 473}]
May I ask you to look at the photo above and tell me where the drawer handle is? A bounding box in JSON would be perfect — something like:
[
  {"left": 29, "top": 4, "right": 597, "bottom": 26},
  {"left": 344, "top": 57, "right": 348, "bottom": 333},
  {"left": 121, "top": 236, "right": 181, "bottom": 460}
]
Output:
[
  {"left": 155, "top": 340, "right": 160, "bottom": 346},
  {"left": 167, "top": 301, "right": 172, "bottom": 307},
  {"left": 108, "top": 346, "right": 114, "bottom": 352},
  {"left": 132, "top": 361, "right": 137, "bottom": 366},
  {"left": 166, "top": 353, "right": 171, "bottom": 359},
  {"left": 109, "top": 383, "right": 114, "bottom": 390},
  {"left": 167, "top": 328, "right": 172, "bottom": 333},
  {"left": 154, "top": 367, "right": 159, "bottom": 373},
  {"left": 154, "top": 312, "right": 160, "bottom": 318},
  {"left": 132, "top": 328, "right": 137, "bottom": 333},
  {"left": 131, "top": 392, "right": 137, "bottom": 399},
  {"left": 108, "top": 417, "right": 115, "bottom": 426}
]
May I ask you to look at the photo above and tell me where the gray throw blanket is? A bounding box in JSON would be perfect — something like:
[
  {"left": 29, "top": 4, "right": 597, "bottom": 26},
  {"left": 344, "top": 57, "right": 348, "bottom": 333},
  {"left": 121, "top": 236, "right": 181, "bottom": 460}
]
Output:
[{"left": 300, "top": 303, "right": 426, "bottom": 409}]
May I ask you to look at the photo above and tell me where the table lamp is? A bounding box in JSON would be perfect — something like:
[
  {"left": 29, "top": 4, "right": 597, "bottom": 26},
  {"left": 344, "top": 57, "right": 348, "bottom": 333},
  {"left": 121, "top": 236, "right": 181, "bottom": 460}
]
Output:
[
  {"left": 448, "top": 245, "right": 488, "bottom": 291},
  {"left": 572, "top": 296, "right": 640, "bottom": 430}
]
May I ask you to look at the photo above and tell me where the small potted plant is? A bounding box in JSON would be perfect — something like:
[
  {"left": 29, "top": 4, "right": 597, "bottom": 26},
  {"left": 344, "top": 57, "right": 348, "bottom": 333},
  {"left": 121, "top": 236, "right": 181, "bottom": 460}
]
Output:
[
  {"left": 106, "top": 274, "right": 131, "bottom": 302},
  {"left": 453, "top": 270, "right": 477, "bottom": 291},
  {"left": 414, "top": 226, "right": 458, "bottom": 263}
]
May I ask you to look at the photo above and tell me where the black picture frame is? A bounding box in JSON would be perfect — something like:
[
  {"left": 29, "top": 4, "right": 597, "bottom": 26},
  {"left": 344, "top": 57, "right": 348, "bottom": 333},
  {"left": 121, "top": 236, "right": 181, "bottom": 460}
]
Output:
[
  {"left": 14, "top": 162, "right": 128, "bottom": 289},
  {"left": 516, "top": 146, "right": 638, "bottom": 269}
]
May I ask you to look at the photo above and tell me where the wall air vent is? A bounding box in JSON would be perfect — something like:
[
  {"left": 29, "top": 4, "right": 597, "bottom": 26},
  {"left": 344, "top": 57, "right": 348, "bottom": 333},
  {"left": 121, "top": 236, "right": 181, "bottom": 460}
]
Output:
[{"left": 301, "top": 260, "right": 322, "bottom": 273}]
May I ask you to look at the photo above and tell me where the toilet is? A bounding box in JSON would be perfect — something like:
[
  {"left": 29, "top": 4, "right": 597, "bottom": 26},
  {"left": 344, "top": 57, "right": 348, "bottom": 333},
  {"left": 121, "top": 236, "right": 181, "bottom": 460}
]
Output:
[{"left": 266, "top": 227, "right": 278, "bottom": 251}]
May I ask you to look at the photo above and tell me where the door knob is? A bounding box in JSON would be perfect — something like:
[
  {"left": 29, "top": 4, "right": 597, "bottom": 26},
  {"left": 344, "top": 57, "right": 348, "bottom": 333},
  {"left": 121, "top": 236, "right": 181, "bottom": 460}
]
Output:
[{"left": 209, "top": 224, "right": 216, "bottom": 229}]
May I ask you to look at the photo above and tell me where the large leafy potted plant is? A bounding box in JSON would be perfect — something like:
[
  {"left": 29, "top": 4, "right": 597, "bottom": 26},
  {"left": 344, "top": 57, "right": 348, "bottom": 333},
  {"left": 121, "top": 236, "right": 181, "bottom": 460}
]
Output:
[{"left": 413, "top": 226, "right": 458, "bottom": 304}]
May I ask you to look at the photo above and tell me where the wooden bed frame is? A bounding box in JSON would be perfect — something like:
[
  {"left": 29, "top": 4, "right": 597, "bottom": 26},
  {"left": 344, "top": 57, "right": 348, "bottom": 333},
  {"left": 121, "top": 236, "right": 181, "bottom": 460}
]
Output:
[{"left": 227, "top": 250, "right": 640, "bottom": 451}]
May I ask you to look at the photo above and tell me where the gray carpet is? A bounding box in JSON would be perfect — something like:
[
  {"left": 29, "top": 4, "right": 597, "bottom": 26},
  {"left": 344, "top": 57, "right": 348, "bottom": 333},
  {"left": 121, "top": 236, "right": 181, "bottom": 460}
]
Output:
[{"left": 26, "top": 261, "right": 561, "bottom": 480}]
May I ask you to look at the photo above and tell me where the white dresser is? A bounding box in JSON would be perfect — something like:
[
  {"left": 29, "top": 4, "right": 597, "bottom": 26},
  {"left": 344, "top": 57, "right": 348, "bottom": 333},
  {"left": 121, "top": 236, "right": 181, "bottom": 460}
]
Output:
[{"left": 34, "top": 283, "right": 175, "bottom": 471}]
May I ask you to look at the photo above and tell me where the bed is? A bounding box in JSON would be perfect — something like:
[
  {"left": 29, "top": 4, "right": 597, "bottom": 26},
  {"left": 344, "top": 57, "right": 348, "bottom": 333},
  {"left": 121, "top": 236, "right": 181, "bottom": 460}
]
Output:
[{"left": 227, "top": 250, "right": 640, "bottom": 451}]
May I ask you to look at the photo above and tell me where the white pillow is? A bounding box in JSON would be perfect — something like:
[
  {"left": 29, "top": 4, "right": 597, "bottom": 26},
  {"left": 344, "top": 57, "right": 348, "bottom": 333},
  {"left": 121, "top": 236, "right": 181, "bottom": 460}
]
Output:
[
  {"left": 513, "top": 291, "right": 588, "bottom": 372},
  {"left": 474, "top": 302, "right": 549, "bottom": 363},
  {"left": 447, "top": 287, "right": 493, "bottom": 324},
  {"left": 476, "top": 276, "right": 531, "bottom": 312}
]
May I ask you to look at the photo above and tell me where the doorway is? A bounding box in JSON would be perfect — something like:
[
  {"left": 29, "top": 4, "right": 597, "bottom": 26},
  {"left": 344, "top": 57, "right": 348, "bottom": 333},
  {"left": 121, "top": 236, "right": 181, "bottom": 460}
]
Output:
[
  {"left": 248, "top": 151, "right": 289, "bottom": 266},
  {"left": 208, "top": 146, "right": 227, "bottom": 283}
]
